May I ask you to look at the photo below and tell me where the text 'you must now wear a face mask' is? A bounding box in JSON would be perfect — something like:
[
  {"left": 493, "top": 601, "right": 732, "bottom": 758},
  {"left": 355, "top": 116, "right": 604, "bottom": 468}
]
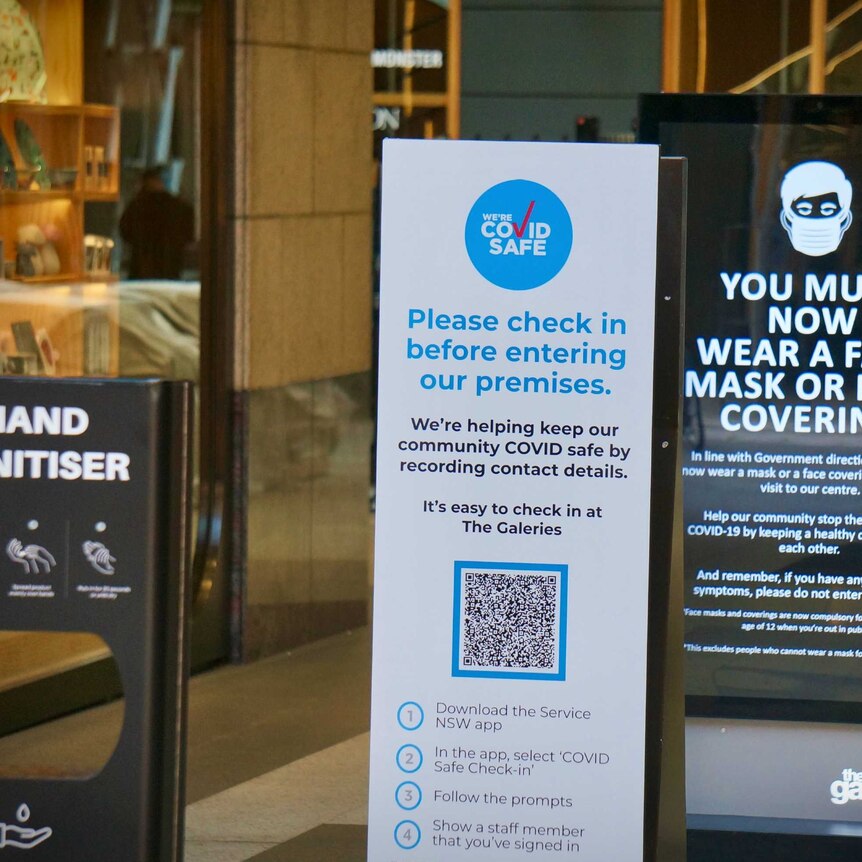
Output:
[{"left": 780, "top": 160, "right": 854, "bottom": 257}]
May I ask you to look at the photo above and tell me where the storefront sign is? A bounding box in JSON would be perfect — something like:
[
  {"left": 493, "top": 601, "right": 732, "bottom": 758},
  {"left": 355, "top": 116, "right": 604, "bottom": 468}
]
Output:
[
  {"left": 368, "top": 140, "right": 667, "bottom": 860},
  {"left": 371, "top": 49, "right": 444, "bottom": 69}
]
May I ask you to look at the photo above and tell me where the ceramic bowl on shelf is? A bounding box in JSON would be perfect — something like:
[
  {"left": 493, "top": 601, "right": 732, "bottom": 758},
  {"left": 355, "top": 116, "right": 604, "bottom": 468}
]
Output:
[
  {"left": 0, "top": 165, "right": 35, "bottom": 190},
  {"left": 46, "top": 167, "right": 78, "bottom": 189},
  {"left": 14, "top": 168, "right": 36, "bottom": 190}
]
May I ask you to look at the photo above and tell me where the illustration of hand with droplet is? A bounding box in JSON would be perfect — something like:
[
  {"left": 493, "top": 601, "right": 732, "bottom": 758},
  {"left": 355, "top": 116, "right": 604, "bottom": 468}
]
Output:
[
  {"left": 5, "top": 538, "right": 56, "bottom": 575},
  {"left": 0, "top": 804, "right": 53, "bottom": 849}
]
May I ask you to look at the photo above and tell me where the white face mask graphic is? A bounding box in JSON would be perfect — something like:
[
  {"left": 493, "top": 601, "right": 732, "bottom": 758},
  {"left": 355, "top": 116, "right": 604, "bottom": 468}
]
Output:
[{"left": 780, "top": 161, "right": 853, "bottom": 257}]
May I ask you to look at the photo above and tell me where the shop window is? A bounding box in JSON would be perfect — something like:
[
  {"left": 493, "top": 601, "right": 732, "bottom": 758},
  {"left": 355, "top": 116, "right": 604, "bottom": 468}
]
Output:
[
  {"left": 0, "top": 0, "right": 216, "bottom": 729},
  {"left": 665, "top": 0, "right": 862, "bottom": 95}
]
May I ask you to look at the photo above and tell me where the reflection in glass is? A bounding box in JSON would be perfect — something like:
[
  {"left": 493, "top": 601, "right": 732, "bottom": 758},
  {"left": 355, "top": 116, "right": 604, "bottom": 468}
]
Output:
[
  {"left": 0, "top": 0, "right": 203, "bottom": 732},
  {"left": 0, "top": 630, "right": 124, "bottom": 775},
  {"left": 669, "top": 1, "right": 862, "bottom": 96}
]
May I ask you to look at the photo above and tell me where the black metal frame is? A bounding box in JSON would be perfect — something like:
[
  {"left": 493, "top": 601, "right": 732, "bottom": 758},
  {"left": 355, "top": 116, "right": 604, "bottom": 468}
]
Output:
[
  {"left": 189, "top": 0, "right": 237, "bottom": 670},
  {"left": 687, "top": 825, "right": 862, "bottom": 861},
  {"left": 642, "top": 157, "right": 687, "bottom": 861},
  {"left": 639, "top": 92, "right": 862, "bottom": 140}
]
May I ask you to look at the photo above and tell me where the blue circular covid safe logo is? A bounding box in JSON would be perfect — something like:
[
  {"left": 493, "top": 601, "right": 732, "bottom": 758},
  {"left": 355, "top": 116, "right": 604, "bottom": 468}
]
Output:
[{"left": 465, "top": 179, "right": 573, "bottom": 290}]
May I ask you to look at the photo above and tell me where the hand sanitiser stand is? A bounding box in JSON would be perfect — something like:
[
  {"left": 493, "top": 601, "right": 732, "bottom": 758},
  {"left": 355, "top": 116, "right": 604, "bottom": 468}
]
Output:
[{"left": 0, "top": 377, "right": 192, "bottom": 862}]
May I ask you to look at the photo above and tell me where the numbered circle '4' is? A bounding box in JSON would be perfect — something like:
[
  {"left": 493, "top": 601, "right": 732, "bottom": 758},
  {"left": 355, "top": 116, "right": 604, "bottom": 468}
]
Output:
[{"left": 394, "top": 820, "right": 421, "bottom": 850}]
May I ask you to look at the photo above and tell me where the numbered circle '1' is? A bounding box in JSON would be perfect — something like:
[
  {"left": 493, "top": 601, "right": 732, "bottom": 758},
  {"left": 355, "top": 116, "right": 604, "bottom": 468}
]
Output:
[{"left": 397, "top": 701, "right": 424, "bottom": 731}]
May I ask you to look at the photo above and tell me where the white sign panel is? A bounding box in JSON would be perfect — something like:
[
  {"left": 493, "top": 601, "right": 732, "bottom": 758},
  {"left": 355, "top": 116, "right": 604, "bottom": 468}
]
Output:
[{"left": 368, "top": 140, "right": 660, "bottom": 861}]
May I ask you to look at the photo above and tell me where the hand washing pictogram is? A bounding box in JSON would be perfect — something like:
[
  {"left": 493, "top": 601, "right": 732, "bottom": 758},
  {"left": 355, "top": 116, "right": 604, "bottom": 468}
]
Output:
[
  {"left": 0, "top": 804, "right": 53, "bottom": 850},
  {"left": 5, "top": 538, "right": 56, "bottom": 575}
]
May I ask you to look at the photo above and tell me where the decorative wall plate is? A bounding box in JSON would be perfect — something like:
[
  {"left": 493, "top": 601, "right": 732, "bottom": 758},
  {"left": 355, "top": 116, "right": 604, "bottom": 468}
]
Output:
[{"left": 0, "top": 0, "right": 47, "bottom": 103}]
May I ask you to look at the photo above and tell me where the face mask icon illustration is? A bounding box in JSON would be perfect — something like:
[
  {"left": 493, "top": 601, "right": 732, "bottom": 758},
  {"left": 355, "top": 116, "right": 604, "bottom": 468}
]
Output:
[{"left": 780, "top": 161, "right": 853, "bottom": 256}]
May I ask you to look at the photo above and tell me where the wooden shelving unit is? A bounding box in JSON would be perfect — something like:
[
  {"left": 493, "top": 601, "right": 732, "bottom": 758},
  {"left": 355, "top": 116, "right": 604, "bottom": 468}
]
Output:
[
  {"left": 0, "top": 102, "right": 120, "bottom": 376},
  {"left": 0, "top": 101, "right": 119, "bottom": 282}
]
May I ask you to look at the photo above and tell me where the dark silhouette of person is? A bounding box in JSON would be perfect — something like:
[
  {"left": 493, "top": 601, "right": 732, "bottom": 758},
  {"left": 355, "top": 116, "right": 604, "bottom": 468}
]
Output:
[{"left": 119, "top": 166, "right": 194, "bottom": 279}]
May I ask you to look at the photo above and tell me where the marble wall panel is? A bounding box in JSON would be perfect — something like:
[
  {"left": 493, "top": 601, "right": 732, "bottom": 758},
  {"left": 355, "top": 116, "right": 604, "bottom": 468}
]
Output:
[
  {"left": 314, "top": 52, "right": 373, "bottom": 215},
  {"left": 235, "top": 1, "right": 374, "bottom": 659},
  {"left": 244, "top": 375, "right": 372, "bottom": 659},
  {"left": 245, "top": 46, "right": 315, "bottom": 218}
]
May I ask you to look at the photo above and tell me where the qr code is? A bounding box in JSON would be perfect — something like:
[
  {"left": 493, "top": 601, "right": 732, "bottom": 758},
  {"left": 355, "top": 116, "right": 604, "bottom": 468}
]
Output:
[{"left": 453, "top": 562, "right": 567, "bottom": 681}]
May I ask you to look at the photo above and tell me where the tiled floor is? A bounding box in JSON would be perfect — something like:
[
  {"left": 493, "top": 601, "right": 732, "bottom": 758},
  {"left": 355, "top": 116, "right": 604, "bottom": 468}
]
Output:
[
  {"left": 0, "top": 627, "right": 373, "bottom": 860},
  {"left": 246, "top": 825, "right": 366, "bottom": 861},
  {"left": 186, "top": 734, "right": 369, "bottom": 861}
]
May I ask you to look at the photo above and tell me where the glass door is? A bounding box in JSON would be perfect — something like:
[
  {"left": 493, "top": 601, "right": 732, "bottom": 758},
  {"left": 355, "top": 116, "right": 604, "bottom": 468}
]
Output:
[{"left": 0, "top": 0, "right": 230, "bottom": 738}]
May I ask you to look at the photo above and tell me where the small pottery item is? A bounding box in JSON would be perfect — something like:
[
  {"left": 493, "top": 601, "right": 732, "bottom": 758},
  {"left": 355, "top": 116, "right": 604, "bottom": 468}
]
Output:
[
  {"left": 46, "top": 167, "right": 77, "bottom": 189},
  {"left": 35, "top": 327, "right": 57, "bottom": 374},
  {"left": 14, "top": 118, "right": 48, "bottom": 187},
  {"left": 15, "top": 241, "right": 38, "bottom": 277},
  {"left": 39, "top": 240, "right": 60, "bottom": 275},
  {"left": 14, "top": 167, "right": 35, "bottom": 189},
  {"left": 17, "top": 223, "right": 45, "bottom": 245},
  {"left": 0, "top": 129, "right": 14, "bottom": 189}
]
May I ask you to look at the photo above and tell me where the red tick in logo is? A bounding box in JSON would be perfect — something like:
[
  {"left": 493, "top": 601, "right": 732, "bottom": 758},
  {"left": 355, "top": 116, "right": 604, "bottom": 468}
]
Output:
[{"left": 513, "top": 201, "right": 536, "bottom": 238}]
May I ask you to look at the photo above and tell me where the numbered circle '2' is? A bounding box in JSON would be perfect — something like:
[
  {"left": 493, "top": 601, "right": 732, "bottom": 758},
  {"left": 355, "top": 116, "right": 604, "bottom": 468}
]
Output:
[
  {"left": 465, "top": 179, "right": 573, "bottom": 291},
  {"left": 396, "top": 744, "right": 423, "bottom": 773}
]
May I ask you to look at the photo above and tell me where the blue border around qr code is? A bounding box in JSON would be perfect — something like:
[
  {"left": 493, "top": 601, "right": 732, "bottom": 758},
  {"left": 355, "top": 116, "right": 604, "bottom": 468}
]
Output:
[{"left": 452, "top": 560, "right": 568, "bottom": 681}]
